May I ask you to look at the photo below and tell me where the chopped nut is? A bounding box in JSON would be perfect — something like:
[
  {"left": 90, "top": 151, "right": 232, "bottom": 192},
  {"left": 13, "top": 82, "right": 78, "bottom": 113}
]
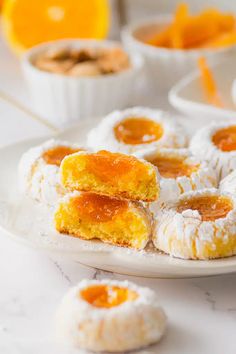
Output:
[
  {"left": 98, "top": 48, "right": 130, "bottom": 74},
  {"left": 43, "top": 47, "right": 70, "bottom": 60},
  {"left": 34, "top": 46, "right": 131, "bottom": 76},
  {"left": 67, "top": 62, "right": 101, "bottom": 76},
  {"left": 69, "top": 48, "right": 97, "bottom": 62},
  {"left": 34, "top": 57, "right": 75, "bottom": 74}
]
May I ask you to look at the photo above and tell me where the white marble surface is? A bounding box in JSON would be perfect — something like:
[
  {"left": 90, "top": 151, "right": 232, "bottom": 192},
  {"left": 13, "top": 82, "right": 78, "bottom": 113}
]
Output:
[{"left": 0, "top": 33, "right": 236, "bottom": 354}]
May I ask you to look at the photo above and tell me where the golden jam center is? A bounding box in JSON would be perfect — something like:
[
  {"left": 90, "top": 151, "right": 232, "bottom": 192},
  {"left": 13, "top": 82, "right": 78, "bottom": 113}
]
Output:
[
  {"left": 212, "top": 126, "right": 236, "bottom": 152},
  {"left": 80, "top": 284, "right": 138, "bottom": 308},
  {"left": 42, "top": 146, "right": 81, "bottom": 166},
  {"left": 72, "top": 193, "right": 128, "bottom": 223},
  {"left": 114, "top": 117, "right": 163, "bottom": 145},
  {"left": 177, "top": 195, "right": 233, "bottom": 221},
  {"left": 149, "top": 156, "right": 199, "bottom": 178},
  {"left": 86, "top": 150, "right": 145, "bottom": 182}
]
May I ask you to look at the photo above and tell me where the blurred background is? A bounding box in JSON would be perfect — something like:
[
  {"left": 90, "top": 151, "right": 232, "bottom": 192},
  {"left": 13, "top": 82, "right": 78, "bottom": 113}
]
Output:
[{"left": 0, "top": 0, "right": 236, "bottom": 141}]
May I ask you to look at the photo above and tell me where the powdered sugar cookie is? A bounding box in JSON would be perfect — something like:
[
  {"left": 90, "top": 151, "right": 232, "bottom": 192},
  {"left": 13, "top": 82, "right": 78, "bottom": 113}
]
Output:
[
  {"left": 190, "top": 122, "right": 236, "bottom": 179},
  {"left": 54, "top": 191, "right": 152, "bottom": 250},
  {"left": 18, "top": 139, "right": 83, "bottom": 206},
  {"left": 55, "top": 279, "right": 167, "bottom": 352},
  {"left": 60, "top": 149, "right": 160, "bottom": 202},
  {"left": 153, "top": 188, "right": 236, "bottom": 259},
  {"left": 136, "top": 148, "right": 218, "bottom": 202},
  {"left": 87, "top": 107, "right": 188, "bottom": 153}
]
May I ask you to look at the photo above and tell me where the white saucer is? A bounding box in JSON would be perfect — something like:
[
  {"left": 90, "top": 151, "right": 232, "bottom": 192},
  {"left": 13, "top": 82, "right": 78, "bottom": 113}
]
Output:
[
  {"left": 1, "top": 119, "right": 236, "bottom": 278},
  {"left": 169, "top": 55, "right": 236, "bottom": 123}
]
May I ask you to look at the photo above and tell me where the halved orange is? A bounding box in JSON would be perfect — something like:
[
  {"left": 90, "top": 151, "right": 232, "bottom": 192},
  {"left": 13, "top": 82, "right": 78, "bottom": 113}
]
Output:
[
  {"left": 0, "top": 0, "right": 4, "bottom": 11},
  {"left": 2, "top": 0, "right": 110, "bottom": 54}
]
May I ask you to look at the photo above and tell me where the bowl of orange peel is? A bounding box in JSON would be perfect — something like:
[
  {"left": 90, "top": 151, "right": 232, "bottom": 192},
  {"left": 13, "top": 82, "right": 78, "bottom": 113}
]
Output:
[{"left": 122, "top": 3, "right": 236, "bottom": 90}]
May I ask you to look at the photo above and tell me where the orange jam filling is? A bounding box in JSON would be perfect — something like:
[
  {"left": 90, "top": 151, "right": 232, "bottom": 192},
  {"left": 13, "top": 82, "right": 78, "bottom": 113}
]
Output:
[
  {"left": 86, "top": 150, "right": 146, "bottom": 182},
  {"left": 43, "top": 146, "right": 81, "bottom": 166},
  {"left": 114, "top": 117, "right": 163, "bottom": 145},
  {"left": 72, "top": 193, "right": 128, "bottom": 222},
  {"left": 212, "top": 126, "right": 236, "bottom": 152},
  {"left": 80, "top": 284, "right": 138, "bottom": 308},
  {"left": 149, "top": 156, "right": 199, "bottom": 178},
  {"left": 177, "top": 195, "right": 233, "bottom": 221}
]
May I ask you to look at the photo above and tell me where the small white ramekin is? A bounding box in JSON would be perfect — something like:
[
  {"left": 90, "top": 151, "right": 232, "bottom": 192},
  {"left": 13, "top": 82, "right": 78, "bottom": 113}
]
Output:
[
  {"left": 22, "top": 39, "right": 144, "bottom": 129},
  {"left": 122, "top": 15, "right": 236, "bottom": 91}
]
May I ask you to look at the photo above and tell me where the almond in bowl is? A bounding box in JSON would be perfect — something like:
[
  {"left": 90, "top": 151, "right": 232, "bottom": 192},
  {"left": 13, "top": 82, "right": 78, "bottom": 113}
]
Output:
[
  {"left": 122, "top": 4, "right": 236, "bottom": 89},
  {"left": 22, "top": 39, "right": 143, "bottom": 128},
  {"left": 33, "top": 46, "right": 131, "bottom": 77}
]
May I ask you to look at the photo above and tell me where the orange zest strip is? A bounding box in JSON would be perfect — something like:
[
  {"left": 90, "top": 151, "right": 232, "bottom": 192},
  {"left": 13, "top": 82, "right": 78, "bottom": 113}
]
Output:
[
  {"left": 146, "top": 27, "right": 171, "bottom": 47},
  {"left": 171, "top": 3, "right": 189, "bottom": 49},
  {"left": 202, "top": 29, "right": 236, "bottom": 48},
  {"left": 198, "top": 56, "right": 223, "bottom": 108}
]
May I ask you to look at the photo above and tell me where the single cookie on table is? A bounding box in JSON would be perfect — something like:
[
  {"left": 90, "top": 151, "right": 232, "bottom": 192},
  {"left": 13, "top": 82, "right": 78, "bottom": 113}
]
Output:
[
  {"left": 55, "top": 279, "right": 167, "bottom": 352},
  {"left": 190, "top": 122, "right": 236, "bottom": 179},
  {"left": 60, "top": 150, "right": 160, "bottom": 202},
  {"left": 136, "top": 148, "right": 218, "bottom": 202},
  {"left": 87, "top": 107, "right": 188, "bottom": 154},
  {"left": 54, "top": 191, "right": 152, "bottom": 250},
  {"left": 18, "top": 139, "right": 84, "bottom": 206},
  {"left": 153, "top": 188, "right": 236, "bottom": 260},
  {"left": 220, "top": 169, "right": 236, "bottom": 195}
]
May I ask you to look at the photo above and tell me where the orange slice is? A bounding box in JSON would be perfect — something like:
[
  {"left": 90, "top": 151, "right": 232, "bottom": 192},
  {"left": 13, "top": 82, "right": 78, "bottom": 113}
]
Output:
[
  {"left": 0, "top": 0, "right": 4, "bottom": 11},
  {"left": 2, "top": 0, "right": 110, "bottom": 54}
]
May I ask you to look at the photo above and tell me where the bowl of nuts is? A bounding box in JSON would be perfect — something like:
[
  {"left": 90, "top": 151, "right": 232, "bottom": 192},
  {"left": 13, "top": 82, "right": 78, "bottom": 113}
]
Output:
[{"left": 22, "top": 39, "right": 143, "bottom": 128}]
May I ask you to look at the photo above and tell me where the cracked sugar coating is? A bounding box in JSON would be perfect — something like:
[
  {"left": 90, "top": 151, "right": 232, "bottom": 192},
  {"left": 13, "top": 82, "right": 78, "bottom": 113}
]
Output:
[
  {"left": 136, "top": 148, "right": 218, "bottom": 202},
  {"left": 55, "top": 279, "right": 167, "bottom": 352},
  {"left": 60, "top": 150, "right": 160, "bottom": 202},
  {"left": 220, "top": 170, "right": 236, "bottom": 195},
  {"left": 54, "top": 191, "right": 152, "bottom": 250},
  {"left": 190, "top": 122, "right": 236, "bottom": 179},
  {"left": 87, "top": 107, "right": 188, "bottom": 154},
  {"left": 153, "top": 188, "right": 236, "bottom": 259},
  {"left": 18, "top": 139, "right": 83, "bottom": 206}
]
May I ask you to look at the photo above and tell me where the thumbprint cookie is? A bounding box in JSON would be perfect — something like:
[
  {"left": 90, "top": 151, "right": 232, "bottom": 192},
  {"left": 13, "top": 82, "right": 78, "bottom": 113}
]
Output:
[
  {"left": 55, "top": 279, "right": 167, "bottom": 352},
  {"left": 190, "top": 122, "right": 236, "bottom": 179},
  {"left": 136, "top": 148, "right": 218, "bottom": 202},
  {"left": 18, "top": 139, "right": 83, "bottom": 206},
  {"left": 60, "top": 150, "right": 160, "bottom": 202},
  {"left": 54, "top": 191, "right": 152, "bottom": 250},
  {"left": 87, "top": 107, "right": 188, "bottom": 153},
  {"left": 153, "top": 189, "right": 236, "bottom": 259}
]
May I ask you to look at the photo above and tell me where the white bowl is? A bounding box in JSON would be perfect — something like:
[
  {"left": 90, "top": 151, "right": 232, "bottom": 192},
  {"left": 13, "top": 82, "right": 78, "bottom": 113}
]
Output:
[
  {"left": 22, "top": 39, "right": 144, "bottom": 129},
  {"left": 232, "top": 78, "right": 236, "bottom": 105},
  {"left": 122, "top": 15, "right": 236, "bottom": 91},
  {"left": 169, "top": 55, "right": 236, "bottom": 124}
]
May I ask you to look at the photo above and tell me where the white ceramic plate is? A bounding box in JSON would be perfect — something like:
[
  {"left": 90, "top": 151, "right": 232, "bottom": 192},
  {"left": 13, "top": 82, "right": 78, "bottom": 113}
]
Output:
[
  {"left": 1, "top": 119, "right": 236, "bottom": 278},
  {"left": 169, "top": 56, "right": 236, "bottom": 123}
]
